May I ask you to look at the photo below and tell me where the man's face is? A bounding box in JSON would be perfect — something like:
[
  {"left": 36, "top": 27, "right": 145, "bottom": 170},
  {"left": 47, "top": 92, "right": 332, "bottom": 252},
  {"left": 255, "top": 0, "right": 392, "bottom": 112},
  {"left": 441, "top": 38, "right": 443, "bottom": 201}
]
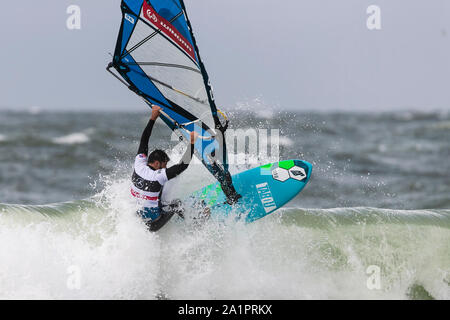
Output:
[{"left": 149, "top": 161, "right": 168, "bottom": 169}]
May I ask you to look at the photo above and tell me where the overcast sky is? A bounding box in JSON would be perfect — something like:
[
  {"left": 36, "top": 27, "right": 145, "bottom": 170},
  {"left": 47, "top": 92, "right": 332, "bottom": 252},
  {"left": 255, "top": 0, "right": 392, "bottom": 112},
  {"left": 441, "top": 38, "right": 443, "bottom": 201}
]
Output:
[{"left": 1, "top": 0, "right": 449, "bottom": 112}]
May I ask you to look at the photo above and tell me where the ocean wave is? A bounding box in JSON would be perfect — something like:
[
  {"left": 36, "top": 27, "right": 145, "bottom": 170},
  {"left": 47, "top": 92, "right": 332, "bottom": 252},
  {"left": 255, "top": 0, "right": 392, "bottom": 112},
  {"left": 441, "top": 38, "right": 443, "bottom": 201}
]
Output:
[
  {"left": 1, "top": 109, "right": 449, "bottom": 299},
  {"left": 278, "top": 207, "right": 450, "bottom": 229},
  {"left": 388, "top": 110, "right": 447, "bottom": 122},
  {"left": 51, "top": 129, "right": 95, "bottom": 145},
  {"left": 28, "top": 106, "right": 43, "bottom": 115},
  {"left": 1, "top": 200, "right": 449, "bottom": 299},
  {"left": 3, "top": 202, "right": 449, "bottom": 229},
  {"left": 429, "top": 121, "right": 450, "bottom": 131}
]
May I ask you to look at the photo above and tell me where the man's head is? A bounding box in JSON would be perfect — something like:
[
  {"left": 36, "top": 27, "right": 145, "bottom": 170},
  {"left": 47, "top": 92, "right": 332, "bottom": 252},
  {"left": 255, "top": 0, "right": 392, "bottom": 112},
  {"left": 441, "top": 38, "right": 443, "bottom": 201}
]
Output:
[{"left": 148, "top": 149, "right": 170, "bottom": 169}]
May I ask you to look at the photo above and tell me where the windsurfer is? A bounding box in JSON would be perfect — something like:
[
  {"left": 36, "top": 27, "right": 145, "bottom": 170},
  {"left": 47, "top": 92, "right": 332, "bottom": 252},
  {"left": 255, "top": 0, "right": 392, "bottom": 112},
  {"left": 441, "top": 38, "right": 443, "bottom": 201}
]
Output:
[{"left": 131, "top": 105, "right": 198, "bottom": 232}]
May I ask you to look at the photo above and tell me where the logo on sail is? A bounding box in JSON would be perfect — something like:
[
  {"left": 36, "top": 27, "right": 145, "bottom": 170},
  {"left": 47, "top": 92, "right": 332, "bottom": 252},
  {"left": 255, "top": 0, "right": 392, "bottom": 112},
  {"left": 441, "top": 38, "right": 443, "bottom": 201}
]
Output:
[
  {"left": 125, "top": 13, "right": 135, "bottom": 25},
  {"left": 146, "top": 10, "right": 157, "bottom": 23},
  {"left": 142, "top": 1, "right": 196, "bottom": 62}
]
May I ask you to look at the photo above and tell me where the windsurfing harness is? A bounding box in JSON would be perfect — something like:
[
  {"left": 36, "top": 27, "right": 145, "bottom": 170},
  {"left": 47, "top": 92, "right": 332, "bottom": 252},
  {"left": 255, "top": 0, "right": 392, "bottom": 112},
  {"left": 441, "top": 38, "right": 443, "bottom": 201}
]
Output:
[{"left": 108, "top": 0, "right": 240, "bottom": 204}]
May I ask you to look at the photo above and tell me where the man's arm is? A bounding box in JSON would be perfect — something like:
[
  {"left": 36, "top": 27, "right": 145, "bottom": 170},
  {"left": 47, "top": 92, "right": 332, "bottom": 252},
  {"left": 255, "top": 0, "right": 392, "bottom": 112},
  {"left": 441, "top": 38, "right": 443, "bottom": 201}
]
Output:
[
  {"left": 166, "top": 132, "right": 198, "bottom": 180},
  {"left": 137, "top": 105, "right": 161, "bottom": 155}
]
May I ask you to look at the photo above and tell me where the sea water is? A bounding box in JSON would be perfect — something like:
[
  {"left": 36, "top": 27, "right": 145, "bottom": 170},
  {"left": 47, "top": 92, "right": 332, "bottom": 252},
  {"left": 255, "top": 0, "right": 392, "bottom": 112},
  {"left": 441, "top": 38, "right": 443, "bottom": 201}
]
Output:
[{"left": 0, "top": 106, "right": 449, "bottom": 299}]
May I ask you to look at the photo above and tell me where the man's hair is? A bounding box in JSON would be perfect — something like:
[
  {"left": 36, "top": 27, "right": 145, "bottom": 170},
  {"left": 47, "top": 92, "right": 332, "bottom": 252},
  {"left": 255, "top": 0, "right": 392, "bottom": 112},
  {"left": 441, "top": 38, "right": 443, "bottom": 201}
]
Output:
[{"left": 148, "top": 149, "right": 170, "bottom": 163}]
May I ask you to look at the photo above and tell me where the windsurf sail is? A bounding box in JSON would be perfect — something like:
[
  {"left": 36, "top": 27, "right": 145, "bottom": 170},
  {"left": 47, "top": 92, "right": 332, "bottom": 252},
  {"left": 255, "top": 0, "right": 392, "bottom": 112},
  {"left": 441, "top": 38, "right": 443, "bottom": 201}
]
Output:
[{"left": 108, "top": 0, "right": 241, "bottom": 203}]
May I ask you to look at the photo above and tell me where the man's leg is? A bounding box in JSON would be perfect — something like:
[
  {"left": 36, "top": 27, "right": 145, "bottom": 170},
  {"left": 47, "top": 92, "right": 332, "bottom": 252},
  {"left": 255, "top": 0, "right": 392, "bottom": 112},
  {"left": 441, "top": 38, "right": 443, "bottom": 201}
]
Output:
[
  {"left": 210, "top": 162, "right": 242, "bottom": 205},
  {"left": 137, "top": 207, "right": 167, "bottom": 232},
  {"left": 146, "top": 210, "right": 175, "bottom": 232}
]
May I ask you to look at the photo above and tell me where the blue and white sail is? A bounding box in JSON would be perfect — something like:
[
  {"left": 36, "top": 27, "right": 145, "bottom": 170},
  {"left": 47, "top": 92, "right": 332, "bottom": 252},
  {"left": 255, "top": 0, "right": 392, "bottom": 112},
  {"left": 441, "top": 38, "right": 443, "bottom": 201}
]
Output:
[{"left": 108, "top": 0, "right": 240, "bottom": 202}]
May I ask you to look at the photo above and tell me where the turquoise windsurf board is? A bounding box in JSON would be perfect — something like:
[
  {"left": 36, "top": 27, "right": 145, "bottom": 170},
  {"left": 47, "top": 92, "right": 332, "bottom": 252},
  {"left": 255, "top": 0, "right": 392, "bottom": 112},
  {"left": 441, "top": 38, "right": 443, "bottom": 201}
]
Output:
[{"left": 186, "top": 159, "right": 312, "bottom": 223}]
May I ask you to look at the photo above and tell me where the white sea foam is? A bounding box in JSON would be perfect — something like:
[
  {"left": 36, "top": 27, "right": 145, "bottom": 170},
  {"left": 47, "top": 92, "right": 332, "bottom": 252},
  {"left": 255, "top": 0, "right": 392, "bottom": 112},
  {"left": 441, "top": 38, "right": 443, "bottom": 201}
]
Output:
[
  {"left": 52, "top": 129, "right": 94, "bottom": 145},
  {"left": 1, "top": 191, "right": 449, "bottom": 299},
  {"left": 278, "top": 136, "right": 294, "bottom": 147},
  {"left": 235, "top": 97, "right": 276, "bottom": 119},
  {"left": 28, "top": 106, "right": 42, "bottom": 115},
  {"left": 258, "top": 109, "right": 274, "bottom": 119},
  {"left": 0, "top": 134, "right": 6, "bottom": 142}
]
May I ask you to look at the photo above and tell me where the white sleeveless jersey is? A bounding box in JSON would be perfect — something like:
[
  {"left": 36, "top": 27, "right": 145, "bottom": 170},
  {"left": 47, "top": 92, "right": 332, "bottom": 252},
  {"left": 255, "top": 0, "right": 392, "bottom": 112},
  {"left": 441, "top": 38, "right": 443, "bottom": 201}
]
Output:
[{"left": 131, "top": 154, "right": 168, "bottom": 208}]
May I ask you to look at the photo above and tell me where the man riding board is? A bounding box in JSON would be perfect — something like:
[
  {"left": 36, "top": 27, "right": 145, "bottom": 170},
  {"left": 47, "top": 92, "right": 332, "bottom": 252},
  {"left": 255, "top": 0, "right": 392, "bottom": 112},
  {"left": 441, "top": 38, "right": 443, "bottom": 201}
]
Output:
[{"left": 131, "top": 105, "right": 198, "bottom": 232}]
